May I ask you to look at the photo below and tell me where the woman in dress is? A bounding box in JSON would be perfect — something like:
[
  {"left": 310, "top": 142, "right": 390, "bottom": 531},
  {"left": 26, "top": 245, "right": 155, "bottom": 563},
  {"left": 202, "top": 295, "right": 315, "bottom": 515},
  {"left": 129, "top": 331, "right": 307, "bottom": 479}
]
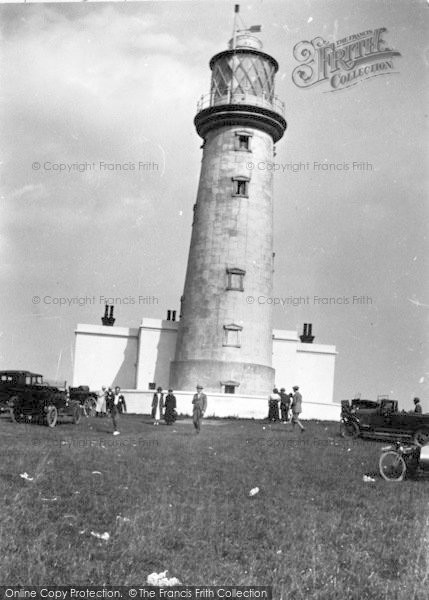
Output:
[
  {"left": 164, "top": 389, "right": 177, "bottom": 425},
  {"left": 95, "top": 386, "right": 107, "bottom": 417},
  {"left": 151, "top": 386, "right": 164, "bottom": 425},
  {"left": 268, "top": 388, "right": 281, "bottom": 422}
]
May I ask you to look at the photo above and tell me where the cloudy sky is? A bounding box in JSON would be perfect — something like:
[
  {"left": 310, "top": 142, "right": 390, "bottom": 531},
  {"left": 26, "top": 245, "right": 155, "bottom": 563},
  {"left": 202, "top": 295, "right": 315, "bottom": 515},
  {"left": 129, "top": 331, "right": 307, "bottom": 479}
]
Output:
[{"left": 0, "top": 0, "right": 427, "bottom": 409}]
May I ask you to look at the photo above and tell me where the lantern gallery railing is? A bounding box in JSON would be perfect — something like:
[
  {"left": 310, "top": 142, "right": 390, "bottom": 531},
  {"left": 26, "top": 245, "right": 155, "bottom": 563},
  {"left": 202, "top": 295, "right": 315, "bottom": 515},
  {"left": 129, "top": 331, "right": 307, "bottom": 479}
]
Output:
[{"left": 196, "top": 91, "right": 285, "bottom": 117}]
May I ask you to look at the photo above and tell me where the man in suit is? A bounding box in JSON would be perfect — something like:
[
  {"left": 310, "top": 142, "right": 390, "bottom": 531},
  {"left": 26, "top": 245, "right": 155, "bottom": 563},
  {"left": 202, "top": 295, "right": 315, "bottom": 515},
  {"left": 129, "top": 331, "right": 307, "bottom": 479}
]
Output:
[
  {"left": 114, "top": 386, "right": 126, "bottom": 414},
  {"left": 291, "top": 385, "right": 305, "bottom": 432},
  {"left": 152, "top": 386, "right": 164, "bottom": 425},
  {"left": 192, "top": 385, "right": 207, "bottom": 434},
  {"left": 413, "top": 397, "right": 422, "bottom": 414},
  {"left": 106, "top": 387, "right": 120, "bottom": 435}
]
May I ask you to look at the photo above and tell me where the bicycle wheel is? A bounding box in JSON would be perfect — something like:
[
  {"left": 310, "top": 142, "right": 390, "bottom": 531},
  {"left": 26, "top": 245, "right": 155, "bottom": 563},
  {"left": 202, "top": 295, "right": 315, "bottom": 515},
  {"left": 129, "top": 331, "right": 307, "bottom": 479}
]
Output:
[{"left": 379, "top": 451, "right": 406, "bottom": 481}]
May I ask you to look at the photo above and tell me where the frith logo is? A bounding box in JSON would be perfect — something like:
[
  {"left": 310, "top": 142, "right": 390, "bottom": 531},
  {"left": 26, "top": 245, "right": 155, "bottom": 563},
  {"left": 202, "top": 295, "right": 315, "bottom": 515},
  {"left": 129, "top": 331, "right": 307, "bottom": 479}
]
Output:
[{"left": 292, "top": 28, "right": 401, "bottom": 92}]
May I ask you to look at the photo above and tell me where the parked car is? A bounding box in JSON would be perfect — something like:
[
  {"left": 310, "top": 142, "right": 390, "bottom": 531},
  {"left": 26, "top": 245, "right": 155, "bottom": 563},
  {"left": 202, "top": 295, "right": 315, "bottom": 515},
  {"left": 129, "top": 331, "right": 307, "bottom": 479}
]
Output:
[
  {"left": 0, "top": 370, "right": 81, "bottom": 427},
  {"left": 69, "top": 386, "right": 98, "bottom": 417},
  {"left": 340, "top": 398, "right": 429, "bottom": 446}
]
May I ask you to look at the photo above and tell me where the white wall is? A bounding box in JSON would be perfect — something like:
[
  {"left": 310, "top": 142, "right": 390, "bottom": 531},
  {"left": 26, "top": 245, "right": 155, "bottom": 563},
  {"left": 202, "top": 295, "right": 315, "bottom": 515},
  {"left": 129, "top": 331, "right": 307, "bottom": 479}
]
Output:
[
  {"left": 73, "top": 324, "right": 138, "bottom": 390},
  {"left": 136, "top": 318, "right": 177, "bottom": 390},
  {"left": 73, "top": 321, "right": 338, "bottom": 420},
  {"left": 295, "top": 344, "right": 337, "bottom": 406},
  {"left": 122, "top": 389, "right": 340, "bottom": 421}
]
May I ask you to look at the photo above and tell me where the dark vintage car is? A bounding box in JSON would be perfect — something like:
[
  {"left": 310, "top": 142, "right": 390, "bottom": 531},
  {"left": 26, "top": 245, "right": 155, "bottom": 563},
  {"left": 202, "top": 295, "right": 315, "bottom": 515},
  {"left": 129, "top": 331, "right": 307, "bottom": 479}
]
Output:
[
  {"left": 0, "top": 370, "right": 81, "bottom": 427},
  {"left": 341, "top": 398, "right": 429, "bottom": 446},
  {"left": 69, "top": 385, "right": 98, "bottom": 416}
]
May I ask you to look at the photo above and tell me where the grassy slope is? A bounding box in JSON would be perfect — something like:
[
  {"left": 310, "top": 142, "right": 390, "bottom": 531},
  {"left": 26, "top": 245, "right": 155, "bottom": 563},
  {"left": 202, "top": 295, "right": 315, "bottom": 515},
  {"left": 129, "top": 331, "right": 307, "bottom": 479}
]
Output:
[{"left": 0, "top": 414, "right": 428, "bottom": 599}]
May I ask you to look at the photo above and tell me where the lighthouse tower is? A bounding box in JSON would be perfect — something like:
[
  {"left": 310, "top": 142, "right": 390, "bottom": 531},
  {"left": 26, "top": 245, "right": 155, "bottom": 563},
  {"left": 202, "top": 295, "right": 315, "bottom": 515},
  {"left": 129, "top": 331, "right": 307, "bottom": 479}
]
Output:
[{"left": 170, "top": 8, "right": 287, "bottom": 395}]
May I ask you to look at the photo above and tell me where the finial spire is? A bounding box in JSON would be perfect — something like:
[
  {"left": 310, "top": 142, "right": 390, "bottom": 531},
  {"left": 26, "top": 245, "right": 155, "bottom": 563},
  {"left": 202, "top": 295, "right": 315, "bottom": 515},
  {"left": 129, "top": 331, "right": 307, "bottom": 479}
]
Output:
[
  {"left": 231, "top": 4, "right": 262, "bottom": 50},
  {"left": 232, "top": 5, "right": 240, "bottom": 50}
]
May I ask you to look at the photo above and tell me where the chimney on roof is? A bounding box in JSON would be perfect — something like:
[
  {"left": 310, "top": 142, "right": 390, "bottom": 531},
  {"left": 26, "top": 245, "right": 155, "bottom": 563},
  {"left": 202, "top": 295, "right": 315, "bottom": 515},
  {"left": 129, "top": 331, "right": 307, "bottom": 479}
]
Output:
[
  {"left": 299, "top": 322, "right": 315, "bottom": 343},
  {"left": 101, "top": 305, "right": 115, "bottom": 326}
]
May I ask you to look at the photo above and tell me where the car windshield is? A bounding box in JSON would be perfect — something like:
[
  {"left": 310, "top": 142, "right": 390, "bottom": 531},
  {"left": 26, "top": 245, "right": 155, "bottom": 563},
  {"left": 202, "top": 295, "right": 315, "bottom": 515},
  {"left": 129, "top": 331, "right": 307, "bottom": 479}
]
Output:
[{"left": 351, "top": 400, "right": 378, "bottom": 409}]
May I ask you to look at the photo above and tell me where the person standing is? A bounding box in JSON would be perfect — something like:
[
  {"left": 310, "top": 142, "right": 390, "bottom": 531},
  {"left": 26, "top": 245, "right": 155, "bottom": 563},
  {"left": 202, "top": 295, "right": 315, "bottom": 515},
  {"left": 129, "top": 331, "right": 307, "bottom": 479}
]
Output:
[
  {"left": 279, "top": 388, "right": 290, "bottom": 422},
  {"left": 164, "top": 389, "right": 177, "bottom": 425},
  {"left": 413, "top": 397, "right": 422, "bottom": 414},
  {"left": 105, "top": 387, "right": 114, "bottom": 415},
  {"left": 192, "top": 385, "right": 207, "bottom": 434},
  {"left": 95, "top": 386, "right": 107, "bottom": 417},
  {"left": 291, "top": 386, "right": 305, "bottom": 432},
  {"left": 268, "top": 388, "right": 281, "bottom": 422},
  {"left": 106, "top": 387, "right": 120, "bottom": 435},
  {"left": 152, "top": 386, "right": 164, "bottom": 425},
  {"left": 114, "top": 386, "right": 126, "bottom": 414}
]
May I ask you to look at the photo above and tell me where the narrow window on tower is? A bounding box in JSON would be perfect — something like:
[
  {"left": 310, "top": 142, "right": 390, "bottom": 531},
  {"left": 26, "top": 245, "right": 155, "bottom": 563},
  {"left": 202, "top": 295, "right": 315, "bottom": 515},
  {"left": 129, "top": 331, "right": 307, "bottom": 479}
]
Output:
[
  {"left": 222, "top": 381, "right": 240, "bottom": 394},
  {"left": 234, "top": 130, "right": 253, "bottom": 152},
  {"left": 226, "top": 267, "right": 246, "bottom": 291},
  {"left": 223, "top": 324, "right": 243, "bottom": 348},
  {"left": 232, "top": 176, "right": 250, "bottom": 198}
]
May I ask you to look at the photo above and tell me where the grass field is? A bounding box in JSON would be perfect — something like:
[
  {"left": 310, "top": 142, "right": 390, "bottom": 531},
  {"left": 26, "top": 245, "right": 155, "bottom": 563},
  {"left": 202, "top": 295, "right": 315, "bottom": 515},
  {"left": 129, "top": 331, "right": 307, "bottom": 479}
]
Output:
[{"left": 0, "top": 413, "right": 428, "bottom": 599}]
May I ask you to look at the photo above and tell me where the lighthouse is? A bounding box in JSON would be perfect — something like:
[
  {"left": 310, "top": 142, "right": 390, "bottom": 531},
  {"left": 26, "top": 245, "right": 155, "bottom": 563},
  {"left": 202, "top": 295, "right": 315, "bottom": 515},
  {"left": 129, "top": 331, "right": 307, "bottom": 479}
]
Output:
[{"left": 170, "top": 6, "right": 287, "bottom": 395}]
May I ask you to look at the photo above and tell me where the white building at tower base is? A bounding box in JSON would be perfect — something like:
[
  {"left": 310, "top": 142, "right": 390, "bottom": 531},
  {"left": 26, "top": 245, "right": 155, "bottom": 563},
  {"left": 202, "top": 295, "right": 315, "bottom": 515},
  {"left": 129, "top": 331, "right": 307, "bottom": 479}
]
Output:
[{"left": 73, "top": 318, "right": 339, "bottom": 421}]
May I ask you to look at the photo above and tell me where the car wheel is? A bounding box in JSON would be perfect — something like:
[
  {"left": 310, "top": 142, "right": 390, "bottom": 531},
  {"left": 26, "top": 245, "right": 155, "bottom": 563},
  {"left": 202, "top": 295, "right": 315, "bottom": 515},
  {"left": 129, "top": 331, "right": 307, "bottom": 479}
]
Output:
[
  {"left": 46, "top": 405, "right": 58, "bottom": 428},
  {"left": 10, "top": 406, "right": 21, "bottom": 423},
  {"left": 85, "top": 398, "right": 96, "bottom": 417},
  {"left": 72, "top": 404, "right": 82, "bottom": 425},
  {"left": 340, "top": 420, "right": 360, "bottom": 438},
  {"left": 9, "top": 396, "right": 21, "bottom": 423},
  {"left": 379, "top": 451, "right": 406, "bottom": 481}
]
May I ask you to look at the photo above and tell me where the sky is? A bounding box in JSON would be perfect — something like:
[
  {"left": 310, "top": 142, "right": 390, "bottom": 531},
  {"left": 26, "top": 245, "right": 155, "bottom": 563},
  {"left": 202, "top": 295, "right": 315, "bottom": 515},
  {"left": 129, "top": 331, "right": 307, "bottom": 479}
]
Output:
[{"left": 0, "top": 0, "right": 428, "bottom": 409}]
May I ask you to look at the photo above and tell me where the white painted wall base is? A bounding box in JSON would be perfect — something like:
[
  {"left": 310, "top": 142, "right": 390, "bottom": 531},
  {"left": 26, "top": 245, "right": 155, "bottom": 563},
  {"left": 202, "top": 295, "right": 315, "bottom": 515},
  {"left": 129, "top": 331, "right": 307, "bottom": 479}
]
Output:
[{"left": 122, "top": 390, "right": 341, "bottom": 421}]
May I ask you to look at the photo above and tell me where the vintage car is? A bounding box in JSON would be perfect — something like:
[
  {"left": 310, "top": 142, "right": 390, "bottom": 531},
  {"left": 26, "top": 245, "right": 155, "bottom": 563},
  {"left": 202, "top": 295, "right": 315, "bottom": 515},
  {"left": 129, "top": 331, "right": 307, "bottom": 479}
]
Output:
[
  {"left": 69, "top": 385, "right": 98, "bottom": 416},
  {"left": 341, "top": 398, "right": 429, "bottom": 446},
  {"left": 0, "top": 370, "right": 81, "bottom": 427}
]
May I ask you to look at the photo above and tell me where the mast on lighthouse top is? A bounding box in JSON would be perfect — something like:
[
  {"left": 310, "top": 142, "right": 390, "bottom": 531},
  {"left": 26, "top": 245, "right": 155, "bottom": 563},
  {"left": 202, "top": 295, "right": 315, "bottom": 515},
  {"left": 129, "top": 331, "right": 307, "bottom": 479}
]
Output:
[{"left": 195, "top": 4, "right": 286, "bottom": 143}]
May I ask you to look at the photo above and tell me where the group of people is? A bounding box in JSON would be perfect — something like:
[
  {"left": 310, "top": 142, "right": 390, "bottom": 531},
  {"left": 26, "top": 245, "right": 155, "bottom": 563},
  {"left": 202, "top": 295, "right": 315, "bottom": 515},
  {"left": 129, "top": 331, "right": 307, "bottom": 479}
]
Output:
[
  {"left": 268, "top": 385, "right": 305, "bottom": 432},
  {"left": 95, "top": 386, "right": 126, "bottom": 436},
  {"left": 93, "top": 381, "right": 309, "bottom": 436},
  {"left": 90, "top": 383, "right": 208, "bottom": 436},
  {"left": 152, "top": 384, "right": 207, "bottom": 433},
  {"left": 151, "top": 386, "right": 177, "bottom": 426}
]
